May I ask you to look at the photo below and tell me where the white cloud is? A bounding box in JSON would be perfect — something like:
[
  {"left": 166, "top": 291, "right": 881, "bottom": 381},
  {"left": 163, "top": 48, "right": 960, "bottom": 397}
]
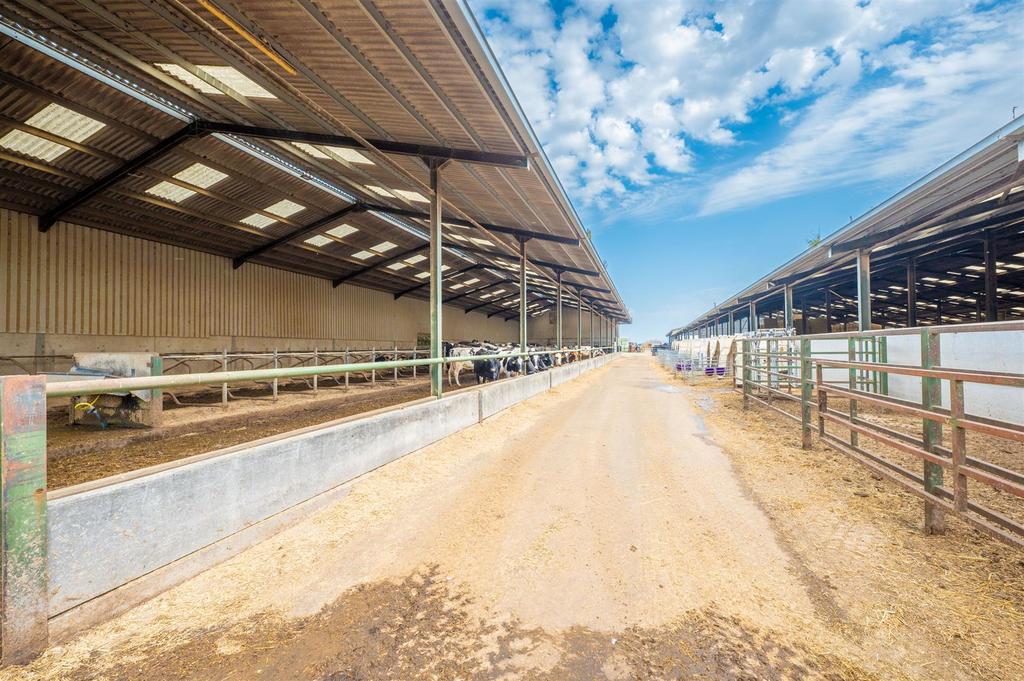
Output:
[{"left": 471, "top": 0, "right": 1022, "bottom": 215}]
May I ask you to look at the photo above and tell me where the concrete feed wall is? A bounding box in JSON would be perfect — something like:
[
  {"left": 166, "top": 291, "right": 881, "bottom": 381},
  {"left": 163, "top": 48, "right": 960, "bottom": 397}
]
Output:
[{"left": 47, "top": 353, "right": 616, "bottom": 622}]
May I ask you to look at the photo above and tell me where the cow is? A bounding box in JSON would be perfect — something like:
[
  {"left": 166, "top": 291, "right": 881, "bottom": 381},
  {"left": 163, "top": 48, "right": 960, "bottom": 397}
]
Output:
[
  {"left": 472, "top": 348, "right": 500, "bottom": 383},
  {"left": 445, "top": 344, "right": 476, "bottom": 387}
]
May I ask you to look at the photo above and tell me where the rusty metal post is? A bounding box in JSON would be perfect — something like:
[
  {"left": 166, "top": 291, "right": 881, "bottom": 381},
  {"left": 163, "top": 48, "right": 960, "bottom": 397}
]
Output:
[
  {"left": 800, "top": 338, "right": 812, "bottom": 449},
  {"left": 921, "top": 329, "right": 946, "bottom": 533},
  {"left": 816, "top": 362, "right": 827, "bottom": 436},
  {"left": 371, "top": 347, "right": 376, "bottom": 385},
  {"left": 344, "top": 348, "right": 350, "bottom": 389},
  {"left": 847, "top": 338, "right": 858, "bottom": 447},
  {"left": 412, "top": 348, "right": 417, "bottom": 379},
  {"left": 393, "top": 342, "right": 399, "bottom": 383},
  {"left": 949, "top": 379, "right": 968, "bottom": 512},
  {"left": 0, "top": 375, "right": 49, "bottom": 664}
]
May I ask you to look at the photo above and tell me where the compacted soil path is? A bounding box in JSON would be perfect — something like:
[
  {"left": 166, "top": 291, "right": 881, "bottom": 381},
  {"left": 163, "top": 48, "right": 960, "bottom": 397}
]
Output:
[{"left": 5, "top": 354, "right": 1017, "bottom": 680}]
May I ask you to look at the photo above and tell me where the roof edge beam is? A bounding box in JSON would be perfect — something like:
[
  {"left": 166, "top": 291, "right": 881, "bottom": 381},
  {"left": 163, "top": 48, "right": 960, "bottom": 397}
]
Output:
[
  {"left": 38, "top": 122, "right": 204, "bottom": 232},
  {"left": 232, "top": 202, "right": 366, "bottom": 268},
  {"left": 197, "top": 121, "right": 530, "bottom": 169}
]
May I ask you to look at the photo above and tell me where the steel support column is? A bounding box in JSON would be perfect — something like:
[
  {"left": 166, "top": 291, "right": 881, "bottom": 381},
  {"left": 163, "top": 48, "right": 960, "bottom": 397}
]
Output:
[
  {"left": 576, "top": 288, "right": 583, "bottom": 347},
  {"left": 749, "top": 301, "right": 758, "bottom": 332},
  {"left": 907, "top": 256, "right": 918, "bottom": 327},
  {"left": 428, "top": 160, "right": 448, "bottom": 397},
  {"left": 556, "top": 270, "right": 563, "bottom": 349},
  {"left": 856, "top": 248, "right": 872, "bottom": 332},
  {"left": 728, "top": 310, "right": 734, "bottom": 334},
  {"left": 984, "top": 231, "right": 998, "bottom": 321},
  {"left": 519, "top": 238, "right": 528, "bottom": 352},
  {"left": 590, "top": 307, "right": 594, "bottom": 347},
  {"left": 783, "top": 285, "right": 794, "bottom": 330}
]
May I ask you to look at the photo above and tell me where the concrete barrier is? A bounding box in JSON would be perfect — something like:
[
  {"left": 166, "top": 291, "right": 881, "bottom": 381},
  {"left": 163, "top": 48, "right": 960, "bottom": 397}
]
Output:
[
  {"left": 39, "top": 352, "right": 618, "bottom": 638},
  {"left": 48, "top": 390, "right": 480, "bottom": 615},
  {"left": 478, "top": 370, "right": 551, "bottom": 420}
]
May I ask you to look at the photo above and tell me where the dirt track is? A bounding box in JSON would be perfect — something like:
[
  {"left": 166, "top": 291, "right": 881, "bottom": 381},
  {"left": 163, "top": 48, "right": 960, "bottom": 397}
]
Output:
[{"left": 5, "top": 354, "right": 1022, "bottom": 680}]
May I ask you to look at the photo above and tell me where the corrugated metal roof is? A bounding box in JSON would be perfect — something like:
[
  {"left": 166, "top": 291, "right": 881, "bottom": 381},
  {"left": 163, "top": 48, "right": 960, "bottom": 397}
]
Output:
[{"left": 0, "top": 0, "right": 630, "bottom": 322}]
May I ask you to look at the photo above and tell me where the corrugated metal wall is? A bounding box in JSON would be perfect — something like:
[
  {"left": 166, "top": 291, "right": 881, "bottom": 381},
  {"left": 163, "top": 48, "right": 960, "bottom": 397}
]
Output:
[{"left": 0, "top": 208, "right": 519, "bottom": 350}]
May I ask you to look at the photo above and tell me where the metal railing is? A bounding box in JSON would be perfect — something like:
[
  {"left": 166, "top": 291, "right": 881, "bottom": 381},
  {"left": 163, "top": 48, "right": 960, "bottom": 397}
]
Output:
[
  {"left": 731, "top": 326, "right": 1024, "bottom": 549},
  {"left": 44, "top": 346, "right": 616, "bottom": 399}
]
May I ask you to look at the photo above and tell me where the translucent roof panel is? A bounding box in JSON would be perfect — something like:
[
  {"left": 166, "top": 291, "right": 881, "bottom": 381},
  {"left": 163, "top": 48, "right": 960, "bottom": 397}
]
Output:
[{"left": 0, "top": 103, "right": 105, "bottom": 162}]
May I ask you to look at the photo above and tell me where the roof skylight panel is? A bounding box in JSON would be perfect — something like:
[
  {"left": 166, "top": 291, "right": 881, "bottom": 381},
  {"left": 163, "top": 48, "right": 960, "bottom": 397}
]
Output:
[
  {"left": 304, "top": 235, "right": 333, "bottom": 247},
  {"left": 352, "top": 250, "right": 376, "bottom": 260},
  {"left": 449, "top": 283, "right": 465, "bottom": 290},
  {"left": 365, "top": 185, "right": 395, "bottom": 197},
  {"left": 265, "top": 199, "right": 305, "bottom": 218},
  {"left": 415, "top": 271, "right": 430, "bottom": 279},
  {"left": 404, "top": 254, "right": 427, "bottom": 265},
  {"left": 469, "top": 237, "right": 493, "bottom": 246},
  {"left": 146, "top": 163, "right": 228, "bottom": 203},
  {"left": 241, "top": 199, "right": 305, "bottom": 228},
  {"left": 394, "top": 190, "right": 429, "bottom": 203},
  {"left": 198, "top": 66, "right": 276, "bottom": 98},
  {"left": 370, "top": 241, "right": 397, "bottom": 253},
  {"left": 463, "top": 278, "right": 480, "bottom": 285},
  {"left": 324, "top": 147, "right": 374, "bottom": 165},
  {"left": 387, "top": 262, "right": 409, "bottom": 271},
  {"left": 293, "top": 142, "right": 330, "bottom": 159},
  {"left": 0, "top": 104, "right": 105, "bottom": 162},
  {"left": 326, "top": 224, "right": 358, "bottom": 239}
]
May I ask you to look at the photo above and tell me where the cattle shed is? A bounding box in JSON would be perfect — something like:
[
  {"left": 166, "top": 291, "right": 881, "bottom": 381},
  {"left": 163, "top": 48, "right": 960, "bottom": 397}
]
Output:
[
  {"left": 669, "top": 117, "right": 1024, "bottom": 340},
  {"left": 0, "top": 0, "right": 630, "bottom": 376},
  {"left": 0, "top": 0, "right": 634, "bottom": 663}
]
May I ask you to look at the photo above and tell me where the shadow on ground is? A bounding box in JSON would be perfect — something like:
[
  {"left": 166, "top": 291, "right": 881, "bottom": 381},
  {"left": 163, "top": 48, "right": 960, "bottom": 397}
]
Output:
[{"left": 63, "top": 565, "right": 876, "bottom": 681}]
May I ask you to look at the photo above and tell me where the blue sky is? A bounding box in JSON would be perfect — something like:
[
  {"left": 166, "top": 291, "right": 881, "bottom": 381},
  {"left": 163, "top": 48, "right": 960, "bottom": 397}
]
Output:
[{"left": 469, "top": 0, "right": 1024, "bottom": 341}]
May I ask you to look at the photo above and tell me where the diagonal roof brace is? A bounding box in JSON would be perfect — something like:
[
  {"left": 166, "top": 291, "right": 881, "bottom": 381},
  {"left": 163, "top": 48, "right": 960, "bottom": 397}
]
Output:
[
  {"left": 197, "top": 121, "right": 530, "bottom": 169},
  {"left": 331, "top": 243, "right": 429, "bottom": 288},
  {"left": 393, "top": 263, "right": 484, "bottom": 299},
  {"left": 38, "top": 121, "right": 206, "bottom": 232},
  {"left": 363, "top": 203, "right": 578, "bottom": 245},
  {"left": 233, "top": 202, "right": 367, "bottom": 268}
]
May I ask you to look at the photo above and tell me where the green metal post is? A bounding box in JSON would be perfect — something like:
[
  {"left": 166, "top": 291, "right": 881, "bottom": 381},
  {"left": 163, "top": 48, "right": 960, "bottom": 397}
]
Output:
[
  {"left": 149, "top": 354, "right": 163, "bottom": 427},
  {"left": 0, "top": 375, "right": 48, "bottom": 664},
  {"left": 519, "top": 237, "right": 528, "bottom": 354},
  {"left": 428, "top": 160, "right": 447, "bottom": 397},
  {"left": 921, "top": 329, "right": 945, "bottom": 534},
  {"left": 847, "top": 337, "right": 858, "bottom": 447},
  {"left": 800, "top": 338, "right": 812, "bottom": 449},
  {"left": 555, "top": 270, "right": 563, "bottom": 350},
  {"left": 783, "top": 284, "right": 794, "bottom": 331},
  {"left": 576, "top": 288, "right": 583, "bottom": 348},
  {"left": 742, "top": 340, "right": 751, "bottom": 408},
  {"left": 856, "top": 248, "right": 872, "bottom": 331},
  {"left": 879, "top": 336, "right": 889, "bottom": 396}
]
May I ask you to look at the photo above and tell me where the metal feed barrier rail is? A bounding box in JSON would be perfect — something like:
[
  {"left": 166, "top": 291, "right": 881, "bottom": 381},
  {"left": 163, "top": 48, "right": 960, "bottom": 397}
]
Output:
[
  {"left": 161, "top": 347, "right": 435, "bottom": 405},
  {"left": 733, "top": 323, "right": 1024, "bottom": 549}
]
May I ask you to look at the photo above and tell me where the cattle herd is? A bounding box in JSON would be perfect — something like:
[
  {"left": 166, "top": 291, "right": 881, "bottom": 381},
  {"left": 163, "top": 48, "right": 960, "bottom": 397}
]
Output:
[{"left": 442, "top": 341, "right": 604, "bottom": 386}]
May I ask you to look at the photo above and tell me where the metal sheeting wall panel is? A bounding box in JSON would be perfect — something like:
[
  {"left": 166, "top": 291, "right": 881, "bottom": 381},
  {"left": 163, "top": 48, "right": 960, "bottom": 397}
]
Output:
[{"left": 0, "top": 208, "right": 516, "bottom": 347}]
